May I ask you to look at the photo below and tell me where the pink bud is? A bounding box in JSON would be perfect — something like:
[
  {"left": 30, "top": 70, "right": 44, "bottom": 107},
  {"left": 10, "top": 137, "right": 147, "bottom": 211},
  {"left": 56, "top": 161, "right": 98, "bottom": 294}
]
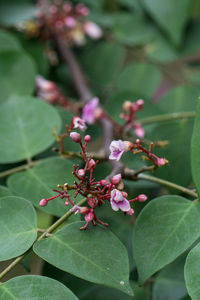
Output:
[
  {"left": 134, "top": 124, "right": 145, "bottom": 138},
  {"left": 136, "top": 99, "right": 144, "bottom": 109},
  {"left": 88, "top": 159, "right": 95, "bottom": 169},
  {"left": 70, "top": 132, "right": 81, "bottom": 143},
  {"left": 111, "top": 173, "right": 122, "bottom": 185},
  {"left": 84, "top": 135, "right": 91, "bottom": 142},
  {"left": 65, "top": 201, "right": 69, "bottom": 206},
  {"left": 121, "top": 191, "right": 128, "bottom": 198},
  {"left": 157, "top": 158, "right": 166, "bottom": 166},
  {"left": 85, "top": 211, "right": 94, "bottom": 222},
  {"left": 138, "top": 194, "right": 148, "bottom": 202},
  {"left": 136, "top": 139, "right": 141, "bottom": 144},
  {"left": 63, "top": 3, "right": 72, "bottom": 13},
  {"left": 78, "top": 169, "right": 85, "bottom": 177},
  {"left": 40, "top": 198, "right": 48, "bottom": 207},
  {"left": 64, "top": 16, "right": 77, "bottom": 28},
  {"left": 100, "top": 179, "right": 108, "bottom": 186},
  {"left": 127, "top": 208, "right": 134, "bottom": 215}
]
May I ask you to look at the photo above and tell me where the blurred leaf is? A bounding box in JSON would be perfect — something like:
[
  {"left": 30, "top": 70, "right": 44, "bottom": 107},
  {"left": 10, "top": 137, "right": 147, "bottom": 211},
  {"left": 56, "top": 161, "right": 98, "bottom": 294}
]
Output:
[
  {"left": 7, "top": 157, "right": 77, "bottom": 217},
  {"left": 141, "top": 0, "right": 191, "bottom": 45},
  {"left": 116, "top": 63, "right": 162, "bottom": 98},
  {"left": 112, "top": 13, "right": 157, "bottom": 46},
  {"left": 191, "top": 99, "right": 200, "bottom": 198},
  {"left": 0, "top": 185, "right": 13, "bottom": 197},
  {"left": 80, "top": 41, "right": 125, "bottom": 86},
  {"left": 184, "top": 242, "right": 200, "bottom": 300},
  {"left": 0, "top": 3, "right": 37, "bottom": 26},
  {"left": 153, "top": 254, "right": 187, "bottom": 300},
  {"left": 0, "top": 96, "right": 61, "bottom": 163},
  {"left": 0, "top": 29, "right": 22, "bottom": 52},
  {"left": 0, "top": 275, "right": 78, "bottom": 300},
  {"left": 0, "top": 51, "right": 36, "bottom": 102},
  {"left": 181, "top": 20, "right": 200, "bottom": 55},
  {"left": 0, "top": 196, "right": 37, "bottom": 261},
  {"left": 34, "top": 221, "right": 133, "bottom": 296},
  {"left": 133, "top": 196, "right": 200, "bottom": 284}
]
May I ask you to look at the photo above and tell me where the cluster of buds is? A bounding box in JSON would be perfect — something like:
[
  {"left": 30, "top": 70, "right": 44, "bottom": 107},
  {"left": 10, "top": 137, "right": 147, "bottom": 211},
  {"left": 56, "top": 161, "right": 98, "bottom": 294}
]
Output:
[
  {"left": 109, "top": 138, "right": 168, "bottom": 167},
  {"left": 35, "top": 0, "right": 102, "bottom": 45},
  {"left": 39, "top": 118, "right": 148, "bottom": 230},
  {"left": 120, "top": 99, "right": 145, "bottom": 138}
]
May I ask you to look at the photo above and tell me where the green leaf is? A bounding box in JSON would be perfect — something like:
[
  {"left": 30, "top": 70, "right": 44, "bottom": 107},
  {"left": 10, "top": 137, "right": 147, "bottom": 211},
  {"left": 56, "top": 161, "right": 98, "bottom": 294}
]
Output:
[
  {"left": 141, "top": 0, "right": 191, "bottom": 45},
  {"left": 184, "top": 242, "right": 200, "bottom": 300},
  {"left": 7, "top": 157, "right": 75, "bottom": 216},
  {"left": 0, "top": 29, "right": 21, "bottom": 52},
  {"left": 116, "top": 63, "right": 162, "bottom": 98},
  {"left": 191, "top": 99, "right": 200, "bottom": 198},
  {"left": 112, "top": 13, "right": 157, "bottom": 46},
  {"left": 0, "top": 185, "right": 13, "bottom": 197},
  {"left": 80, "top": 41, "right": 125, "bottom": 86},
  {"left": 0, "top": 275, "right": 78, "bottom": 300},
  {"left": 33, "top": 221, "right": 133, "bottom": 296},
  {"left": 133, "top": 196, "right": 200, "bottom": 284},
  {"left": 0, "top": 196, "right": 37, "bottom": 261},
  {"left": 0, "top": 96, "right": 61, "bottom": 163},
  {"left": 0, "top": 51, "right": 36, "bottom": 102},
  {"left": 152, "top": 254, "right": 187, "bottom": 300}
]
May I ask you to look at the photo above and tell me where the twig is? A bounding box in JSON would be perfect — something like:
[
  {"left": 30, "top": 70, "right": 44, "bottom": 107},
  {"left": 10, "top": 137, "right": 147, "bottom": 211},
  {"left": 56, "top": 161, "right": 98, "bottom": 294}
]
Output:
[
  {"left": 139, "top": 111, "right": 195, "bottom": 125},
  {"left": 0, "top": 160, "right": 43, "bottom": 178}
]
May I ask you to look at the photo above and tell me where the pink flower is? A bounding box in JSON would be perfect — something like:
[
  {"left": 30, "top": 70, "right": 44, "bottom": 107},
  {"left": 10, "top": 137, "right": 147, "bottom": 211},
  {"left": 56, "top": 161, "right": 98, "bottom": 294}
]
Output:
[
  {"left": 72, "top": 116, "right": 87, "bottom": 132},
  {"left": 70, "top": 205, "right": 81, "bottom": 215},
  {"left": 36, "top": 75, "right": 56, "bottom": 92},
  {"left": 109, "top": 140, "right": 133, "bottom": 161},
  {"left": 110, "top": 189, "right": 130, "bottom": 212},
  {"left": 82, "top": 97, "right": 99, "bottom": 124},
  {"left": 64, "top": 16, "right": 77, "bottom": 28},
  {"left": 134, "top": 123, "right": 145, "bottom": 138},
  {"left": 84, "top": 21, "right": 102, "bottom": 39}
]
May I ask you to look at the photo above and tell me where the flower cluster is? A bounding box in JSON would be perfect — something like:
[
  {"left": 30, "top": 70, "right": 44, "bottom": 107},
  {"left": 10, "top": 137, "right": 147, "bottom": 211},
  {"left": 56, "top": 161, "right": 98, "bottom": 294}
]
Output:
[
  {"left": 36, "top": 0, "right": 102, "bottom": 45},
  {"left": 39, "top": 118, "right": 148, "bottom": 230}
]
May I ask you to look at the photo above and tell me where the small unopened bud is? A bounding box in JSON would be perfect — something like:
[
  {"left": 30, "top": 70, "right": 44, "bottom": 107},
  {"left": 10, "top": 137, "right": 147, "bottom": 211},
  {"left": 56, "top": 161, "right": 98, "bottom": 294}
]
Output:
[
  {"left": 123, "top": 101, "right": 132, "bottom": 111},
  {"left": 124, "top": 141, "right": 134, "bottom": 151},
  {"left": 85, "top": 211, "right": 94, "bottom": 222},
  {"left": 64, "top": 16, "right": 76, "bottom": 28},
  {"left": 138, "top": 194, "right": 148, "bottom": 202},
  {"left": 100, "top": 179, "right": 108, "bottom": 186},
  {"left": 157, "top": 158, "right": 167, "bottom": 166},
  {"left": 70, "top": 132, "right": 81, "bottom": 143},
  {"left": 88, "top": 159, "right": 95, "bottom": 169},
  {"left": 121, "top": 191, "right": 128, "bottom": 198},
  {"left": 78, "top": 169, "right": 85, "bottom": 177},
  {"left": 84, "top": 135, "right": 91, "bottom": 143},
  {"left": 136, "top": 139, "right": 141, "bottom": 144},
  {"left": 127, "top": 208, "right": 134, "bottom": 215},
  {"left": 40, "top": 198, "right": 48, "bottom": 207},
  {"left": 136, "top": 99, "right": 144, "bottom": 109},
  {"left": 134, "top": 124, "right": 145, "bottom": 138},
  {"left": 65, "top": 201, "right": 69, "bottom": 206},
  {"left": 95, "top": 108, "right": 104, "bottom": 120},
  {"left": 111, "top": 173, "right": 122, "bottom": 185}
]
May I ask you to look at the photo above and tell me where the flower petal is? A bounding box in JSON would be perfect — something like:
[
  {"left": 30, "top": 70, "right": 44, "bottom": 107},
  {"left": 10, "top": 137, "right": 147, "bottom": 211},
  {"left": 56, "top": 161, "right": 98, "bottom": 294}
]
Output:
[{"left": 118, "top": 199, "right": 131, "bottom": 212}]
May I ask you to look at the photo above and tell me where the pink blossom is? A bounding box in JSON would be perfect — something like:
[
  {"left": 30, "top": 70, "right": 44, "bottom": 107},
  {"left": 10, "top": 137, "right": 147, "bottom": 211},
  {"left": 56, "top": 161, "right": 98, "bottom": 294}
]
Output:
[
  {"left": 72, "top": 116, "right": 87, "bottom": 132},
  {"left": 36, "top": 75, "right": 56, "bottom": 92},
  {"left": 111, "top": 173, "right": 122, "bottom": 185},
  {"left": 109, "top": 140, "right": 133, "bottom": 161},
  {"left": 84, "top": 21, "right": 102, "bottom": 39},
  {"left": 134, "top": 123, "right": 145, "bottom": 138},
  {"left": 82, "top": 97, "right": 99, "bottom": 124},
  {"left": 110, "top": 189, "right": 130, "bottom": 212},
  {"left": 70, "top": 132, "right": 81, "bottom": 143},
  {"left": 70, "top": 205, "right": 81, "bottom": 215},
  {"left": 64, "top": 16, "right": 77, "bottom": 28}
]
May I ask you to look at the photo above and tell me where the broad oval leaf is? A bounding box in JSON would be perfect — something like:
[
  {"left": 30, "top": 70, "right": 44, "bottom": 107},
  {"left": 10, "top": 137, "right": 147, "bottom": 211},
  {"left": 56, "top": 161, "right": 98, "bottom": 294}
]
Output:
[
  {"left": 191, "top": 100, "right": 200, "bottom": 198},
  {"left": 0, "top": 51, "right": 36, "bottom": 102},
  {"left": 0, "top": 185, "right": 13, "bottom": 197},
  {"left": 7, "top": 157, "right": 75, "bottom": 216},
  {"left": 0, "top": 29, "right": 21, "bottom": 52},
  {"left": 0, "top": 275, "right": 78, "bottom": 300},
  {"left": 133, "top": 196, "right": 200, "bottom": 284},
  {"left": 0, "top": 196, "right": 37, "bottom": 261},
  {"left": 33, "top": 221, "right": 133, "bottom": 296},
  {"left": 184, "top": 242, "right": 200, "bottom": 300},
  {"left": 0, "top": 96, "right": 61, "bottom": 163}
]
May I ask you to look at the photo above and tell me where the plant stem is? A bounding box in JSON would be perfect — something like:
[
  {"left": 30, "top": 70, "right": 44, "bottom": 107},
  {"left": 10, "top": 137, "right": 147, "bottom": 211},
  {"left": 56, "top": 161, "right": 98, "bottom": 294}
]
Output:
[
  {"left": 139, "top": 111, "right": 195, "bottom": 125},
  {"left": 0, "top": 160, "right": 42, "bottom": 179},
  {"left": 138, "top": 173, "right": 198, "bottom": 198},
  {"left": 0, "top": 198, "right": 87, "bottom": 281}
]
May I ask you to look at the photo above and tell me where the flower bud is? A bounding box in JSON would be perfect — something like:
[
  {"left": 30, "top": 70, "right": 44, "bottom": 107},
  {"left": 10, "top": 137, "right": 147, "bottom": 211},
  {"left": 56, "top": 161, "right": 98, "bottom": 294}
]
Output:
[
  {"left": 84, "top": 135, "right": 91, "bottom": 143},
  {"left": 78, "top": 169, "right": 85, "bottom": 177},
  {"left": 123, "top": 101, "right": 132, "bottom": 111},
  {"left": 39, "top": 198, "right": 48, "bottom": 207},
  {"left": 65, "top": 201, "right": 69, "bottom": 206},
  {"left": 88, "top": 159, "right": 95, "bottom": 169},
  {"left": 85, "top": 211, "right": 94, "bottom": 222},
  {"left": 121, "top": 191, "right": 128, "bottom": 198},
  {"left": 111, "top": 173, "right": 122, "bottom": 185},
  {"left": 126, "top": 208, "right": 134, "bottom": 215},
  {"left": 138, "top": 194, "right": 148, "bottom": 202},
  {"left": 157, "top": 158, "right": 166, "bottom": 166},
  {"left": 70, "top": 132, "right": 81, "bottom": 143},
  {"left": 136, "top": 99, "right": 144, "bottom": 110},
  {"left": 100, "top": 179, "right": 108, "bottom": 186}
]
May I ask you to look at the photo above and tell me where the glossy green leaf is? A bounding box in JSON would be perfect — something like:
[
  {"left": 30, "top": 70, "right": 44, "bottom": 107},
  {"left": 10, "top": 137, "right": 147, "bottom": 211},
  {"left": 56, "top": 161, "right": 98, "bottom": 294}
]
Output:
[
  {"left": 153, "top": 254, "right": 187, "bottom": 300},
  {"left": 0, "top": 275, "right": 78, "bottom": 300},
  {"left": 0, "top": 51, "right": 36, "bottom": 102},
  {"left": 133, "top": 196, "right": 200, "bottom": 284},
  {"left": 142, "top": 0, "right": 191, "bottom": 45},
  {"left": 184, "top": 242, "right": 200, "bottom": 300},
  {"left": 80, "top": 41, "right": 125, "bottom": 85},
  {"left": 116, "top": 63, "right": 162, "bottom": 98},
  {"left": 7, "top": 157, "right": 76, "bottom": 216},
  {"left": 191, "top": 99, "right": 200, "bottom": 198},
  {"left": 33, "top": 221, "right": 133, "bottom": 296},
  {"left": 0, "top": 96, "right": 61, "bottom": 163},
  {"left": 0, "top": 185, "right": 13, "bottom": 197},
  {"left": 0, "top": 29, "right": 21, "bottom": 52},
  {"left": 0, "top": 196, "right": 37, "bottom": 261}
]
